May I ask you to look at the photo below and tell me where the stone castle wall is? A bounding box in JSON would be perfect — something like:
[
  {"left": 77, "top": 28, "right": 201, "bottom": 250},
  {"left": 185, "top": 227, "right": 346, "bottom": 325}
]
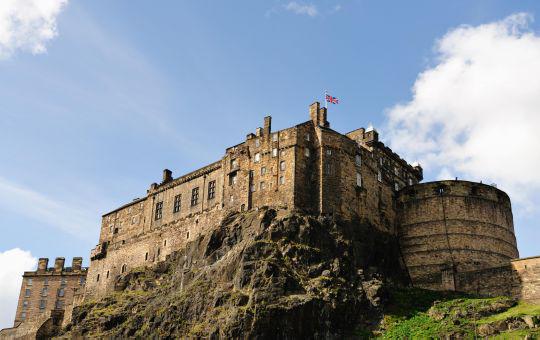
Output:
[
  {"left": 84, "top": 102, "right": 423, "bottom": 299},
  {"left": 397, "top": 180, "right": 519, "bottom": 290}
]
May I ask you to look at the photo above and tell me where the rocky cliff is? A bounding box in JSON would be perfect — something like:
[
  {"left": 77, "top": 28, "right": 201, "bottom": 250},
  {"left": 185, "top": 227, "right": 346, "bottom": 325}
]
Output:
[{"left": 61, "top": 208, "right": 408, "bottom": 338}]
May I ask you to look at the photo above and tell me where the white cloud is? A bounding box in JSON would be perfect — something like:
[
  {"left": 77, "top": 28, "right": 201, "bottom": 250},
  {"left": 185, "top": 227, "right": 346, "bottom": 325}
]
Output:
[
  {"left": 0, "top": 248, "right": 36, "bottom": 329},
  {"left": 0, "top": 0, "right": 68, "bottom": 58},
  {"left": 0, "top": 177, "right": 95, "bottom": 238},
  {"left": 284, "top": 2, "right": 318, "bottom": 17},
  {"left": 385, "top": 13, "right": 540, "bottom": 207}
]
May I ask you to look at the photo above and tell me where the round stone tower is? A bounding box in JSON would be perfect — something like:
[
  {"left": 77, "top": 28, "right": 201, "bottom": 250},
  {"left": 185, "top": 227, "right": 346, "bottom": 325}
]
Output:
[{"left": 397, "top": 180, "right": 519, "bottom": 291}]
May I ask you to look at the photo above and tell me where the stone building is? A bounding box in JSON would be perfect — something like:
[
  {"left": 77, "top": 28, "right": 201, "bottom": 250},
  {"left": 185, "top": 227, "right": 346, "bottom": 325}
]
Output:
[
  {"left": 85, "top": 102, "right": 424, "bottom": 297},
  {"left": 11, "top": 257, "right": 87, "bottom": 327}
]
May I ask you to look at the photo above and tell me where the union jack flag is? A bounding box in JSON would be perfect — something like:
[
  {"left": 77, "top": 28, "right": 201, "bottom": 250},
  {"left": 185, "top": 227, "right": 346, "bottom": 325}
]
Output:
[{"left": 325, "top": 93, "right": 339, "bottom": 104}]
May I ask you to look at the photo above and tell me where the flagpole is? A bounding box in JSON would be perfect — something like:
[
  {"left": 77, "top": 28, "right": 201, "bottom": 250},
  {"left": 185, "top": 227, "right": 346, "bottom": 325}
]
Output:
[{"left": 324, "top": 90, "right": 328, "bottom": 109}]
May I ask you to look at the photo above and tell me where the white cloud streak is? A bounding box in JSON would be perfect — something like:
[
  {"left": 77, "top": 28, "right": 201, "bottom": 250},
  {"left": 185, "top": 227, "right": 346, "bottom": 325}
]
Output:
[
  {"left": 0, "top": 248, "right": 36, "bottom": 329},
  {"left": 284, "top": 2, "right": 318, "bottom": 17},
  {"left": 0, "top": 177, "right": 95, "bottom": 238},
  {"left": 0, "top": 0, "right": 68, "bottom": 59},
  {"left": 385, "top": 13, "right": 540, "bottom": 208}
]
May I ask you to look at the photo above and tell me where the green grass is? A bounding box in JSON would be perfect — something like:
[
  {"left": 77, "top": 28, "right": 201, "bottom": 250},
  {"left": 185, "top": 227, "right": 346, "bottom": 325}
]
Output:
[{"left": 479, "top": 302, "right": 540, "bottom": 324}]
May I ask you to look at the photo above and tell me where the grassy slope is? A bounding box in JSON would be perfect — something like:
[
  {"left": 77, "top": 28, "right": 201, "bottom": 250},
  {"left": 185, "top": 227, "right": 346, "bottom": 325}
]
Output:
[{"left": 378, "top": 289, "right": 540, "bottom": 339}]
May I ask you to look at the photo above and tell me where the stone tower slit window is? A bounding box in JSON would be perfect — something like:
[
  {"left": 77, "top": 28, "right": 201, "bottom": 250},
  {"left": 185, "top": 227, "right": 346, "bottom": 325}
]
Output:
[
  {"left": 96, "top": 274, "right": 100, "bottom": 282},
  {"left": 145, "top": 252, "right": 148, "bottom": 261},
  {"left": 356, "top": 173, "right": 362, "bottom": 187},
  {"left": 106, "top": 270, "right": 109, "bottom": 278},
  {"left": 121, "top": 264, "right": 126, "bottom": 273},
  {"left": 377, "top": 170, "right": 382, "bottom": 182},
  {"left": 155, "top": 201, "right": 163, "bottom": 220},
  {"left": 173, "top": 194, "right": 181, "bottom": 213},
  {"left": 208, "top": 180, "right": 216, "bottom": 200},
  {"left": 305, "top": 148, "right": 310, "bottom": 157},
  {"left": 229, "top": 172, "right": 237, "bottom": 186},
  {"left": 191, "top": 187, "right": 199, "bottom": 206}
]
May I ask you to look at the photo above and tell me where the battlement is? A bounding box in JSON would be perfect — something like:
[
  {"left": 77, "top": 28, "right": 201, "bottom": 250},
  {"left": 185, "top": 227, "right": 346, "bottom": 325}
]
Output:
[{"left": 28, "top": 257, "right": 88, "bottom": 276}]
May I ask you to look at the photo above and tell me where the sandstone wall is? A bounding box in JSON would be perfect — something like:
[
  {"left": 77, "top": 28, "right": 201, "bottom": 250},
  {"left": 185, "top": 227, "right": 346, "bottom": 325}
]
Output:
[{"left": 397, "top": 180, "right": 519, "bottom": 290}]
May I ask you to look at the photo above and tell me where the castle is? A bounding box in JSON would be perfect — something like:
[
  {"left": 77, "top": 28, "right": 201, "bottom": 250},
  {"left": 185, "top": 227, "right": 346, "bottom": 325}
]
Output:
[{"left": 4, "top": 101, "right": 539, "bottom": 337}]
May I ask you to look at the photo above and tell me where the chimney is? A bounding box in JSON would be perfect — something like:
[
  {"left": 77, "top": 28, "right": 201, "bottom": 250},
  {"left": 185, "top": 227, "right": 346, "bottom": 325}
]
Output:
[
  {"left": 54, "top": 257, "right": 65, "bottom": 273},
  {"left": 263, "top": 116, "right": 272, "bottom": 136},
  {"left": 309, "top": 102, "right": 320, "bottom": 125},
  {"left": 255, "top": 127, "right": 262, "bottom": 137},
  {"left": 309, "top": 102, "right": 329, "bottom": 127},
  {"left": 72, "top": 257, "right": 83, "bottom": 272},
  {"left": 37, "top": 258, "right": 49, "bottom": 273},
  {"left": 162, "top": 169, "right": 172, "bottom": 183}
]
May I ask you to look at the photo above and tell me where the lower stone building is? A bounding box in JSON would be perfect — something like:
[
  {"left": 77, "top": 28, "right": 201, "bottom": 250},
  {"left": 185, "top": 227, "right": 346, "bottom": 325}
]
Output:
[{"left": 0, "top": 257, "right": 87, "bottom": 338}]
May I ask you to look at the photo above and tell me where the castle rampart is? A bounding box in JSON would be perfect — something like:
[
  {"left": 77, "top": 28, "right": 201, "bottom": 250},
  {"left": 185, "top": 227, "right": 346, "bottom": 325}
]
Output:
[{"left": 397, "top": 180, "right": 519, "bottom": 290}]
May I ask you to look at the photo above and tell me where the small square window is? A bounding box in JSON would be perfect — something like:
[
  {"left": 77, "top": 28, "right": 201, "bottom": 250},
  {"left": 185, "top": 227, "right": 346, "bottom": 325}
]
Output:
[
  {"left": 326, "top": 149, "right": 332, "bottom": 156},
  {"left": 259, "top": 181, "right": 266, "bottom": 190}
]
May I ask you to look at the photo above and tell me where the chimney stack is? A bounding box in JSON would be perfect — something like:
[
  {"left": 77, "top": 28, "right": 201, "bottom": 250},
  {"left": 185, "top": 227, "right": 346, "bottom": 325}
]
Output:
[
  {"left": 263, "top": 116, "right": 272, "bottom": 136},
  {"left": 37, "top": 258, "right": 49, "bottom": 273},
  {"left": 72, "top": 257, "right": 83, "bottom": 272},
  {"left": 162, "top": 169, "right": 172, "bottom": 183},
  {"left": 54, "top": 257, "right": 65, "bottom": 273},
  {"left": 309, "top": 102, "right": 329, "bottom": 127}
]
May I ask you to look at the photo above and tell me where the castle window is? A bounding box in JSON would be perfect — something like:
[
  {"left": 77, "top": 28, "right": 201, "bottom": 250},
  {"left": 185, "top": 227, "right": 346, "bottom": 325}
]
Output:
[
  {"left": 255, "top": 138, "right": 260, "bottom": 147},
  {"left": 24, "top": 289, "right": 31, "bottom": 297},
  {"left": 395, "top": 182, "right": 400, "bottom": 191},
  {"left": 261, "top": 167, "right": 266, "bottom": 175},
  {"left": 356, "top": 173, "right": 362, "bottom": 187},
  {"left": 191, "top": 187, "right": 199, "bottom": 206},
  {"left": 61, "top": 278, "right": 67, "bottom": 286},
  {"left": 230, "top": 158, "right": 238, "bottom": 169},
  {"left": 260, "top": 181, "right": 266, "bottom": 190},
  {"left": 44, "top": 278, "right": 49, "bottom": 286},
  {"left": 305, "top": 148, "right": 310, "bottom": 157},
  {"left": 155, "top": 201, "right": 163, "bottom": 220},
  {"left": 250, "top": 184, "right": 256, "bottom": 192},
  {"left": 230, "top": 195, "right": 234, "bottom": 202},
  {"left": 96, "top": 274, "right": 100, "bottom": 282},
  {"left": 113, "top": 228, "right": 119, "bottom": 234},
  {"left": 106, "top": 271, "right": 109, "bottom": 278},
  {"left": 164, "top": 240, "right": 167, "bottom": 246},
  {"left": 79, "top": 277, "right": 85, "bottom": 285},
  {"left": 326, "top": 149, "right": 332, "bottom": 156},
  {"left": 55, "top": 300, "right": 63, "bottom": 309},
  {"left": 377, "top": 170, "right": 382, "bottom": 182},
  {"left": 272, "top": 148, "right": 278, "bottom": 157},
  {"left": 39, "top": 300, "right": 46, "bottom": 310},
  {"left": 324, "top": 162, "right": 333, "bottom": 175},
  {"left": 157, "top": 248, "right": 160, "bottom": 256},
  {"left": 229, "top": 173, "right": 237, "bottom": 186},
  {"left": 57, "top": 288, "right": 65, "bottom": 297},
  {"left": 131, "top": 216, "right": 136, "bottom": 224},
  {"left": 380, "top": 157, "right": 384, "bottom": 166},
  {"left": 145, "top": 252, "right": 148, "bottom": 261},
  {"left": 280, "top": 161, "right": 286, "bottom": 171},
  {"left": 27, "top": 278, "right": 32, "bottom": 286},
  {"left": 186, "top": 231, "right": 190, "bottom": 239},
  {"left": 408, "top": 178, "right": 413, "bottom": 186},
  {"left": 121, "top": 264, "right": 126, "bottom": 273},
  {"left": 279, "top": 176, "right": 285, "bottom": 185},
  {"left": 41, "top": 288, "right": 48, "bottom": 296},
  {"left": 255, "top": 153, "right": 261, "bottom": 163},
  {"left": 305, "top": 133, "right": 311, "bottom": 141},
  {"left": 355, "top": 154, "right": 361, "bottom": 166},
  {"left": 23, "top": 301, "right": 28, "bottom": 309},
  {"left": 208, "top": 181, "right": 216, "bottom": 200},
  {"left": 280, "top": 150, "right": 286, "bottom": 157},
  {"left": 21, "top": 312, "right": 26, "bottom": 320},
  {"left": 394, "top": 167, "right": 399, "bottom": 176}
]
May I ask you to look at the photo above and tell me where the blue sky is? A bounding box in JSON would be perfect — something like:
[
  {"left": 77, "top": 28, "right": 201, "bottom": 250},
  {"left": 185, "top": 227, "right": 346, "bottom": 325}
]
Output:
[{"left": 1, "top": 0, "right": 540, "bottom": 328}]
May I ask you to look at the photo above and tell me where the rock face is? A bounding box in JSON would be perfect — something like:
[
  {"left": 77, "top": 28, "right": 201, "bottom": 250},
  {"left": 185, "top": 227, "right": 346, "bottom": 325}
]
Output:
[{"left": 63, "top": 208, "right": 409, "bottom": 338}]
